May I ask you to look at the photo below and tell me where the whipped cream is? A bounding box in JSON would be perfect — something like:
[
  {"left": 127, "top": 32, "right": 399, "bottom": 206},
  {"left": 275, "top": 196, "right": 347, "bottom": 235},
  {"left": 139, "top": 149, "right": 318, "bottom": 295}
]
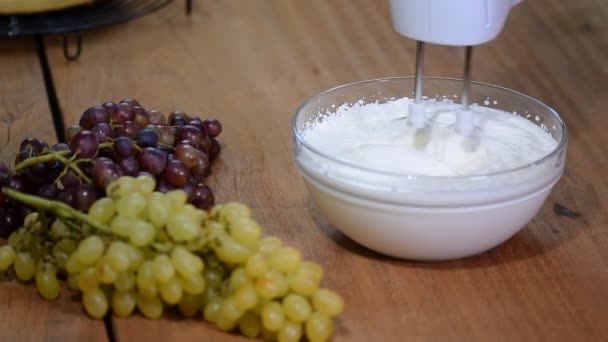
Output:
[{"left": 302, "top": 98, "right": 557, "bottom": 176}]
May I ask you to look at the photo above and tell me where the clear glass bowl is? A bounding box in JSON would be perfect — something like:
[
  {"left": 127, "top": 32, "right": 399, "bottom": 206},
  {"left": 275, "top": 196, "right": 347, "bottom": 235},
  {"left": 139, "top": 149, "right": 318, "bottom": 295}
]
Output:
[{"left": 291, "top": 77, "right": 567, "bottom": 260}]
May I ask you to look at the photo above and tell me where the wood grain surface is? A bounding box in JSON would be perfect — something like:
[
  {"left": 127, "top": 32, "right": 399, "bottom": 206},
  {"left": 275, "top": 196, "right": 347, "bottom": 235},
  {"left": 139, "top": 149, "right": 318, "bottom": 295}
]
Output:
[
  {"left": 14, "top": 0, "right": 608, "bottom": 340},
  {"left": 0, "top": 37, "right": 108, "bottom": 342}
]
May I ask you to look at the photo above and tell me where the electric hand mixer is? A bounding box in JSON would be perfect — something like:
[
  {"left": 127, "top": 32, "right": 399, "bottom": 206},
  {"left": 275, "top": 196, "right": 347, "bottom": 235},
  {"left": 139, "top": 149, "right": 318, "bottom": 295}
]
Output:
[{"left": 389, "top": 0, "right": 523, "bottom": 136}]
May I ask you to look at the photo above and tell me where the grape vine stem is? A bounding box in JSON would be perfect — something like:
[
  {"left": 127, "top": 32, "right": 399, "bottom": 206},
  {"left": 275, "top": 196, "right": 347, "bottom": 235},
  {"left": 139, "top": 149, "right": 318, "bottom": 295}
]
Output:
[{"left": 2, "top": 188, "right": 110, "bottom": 234}]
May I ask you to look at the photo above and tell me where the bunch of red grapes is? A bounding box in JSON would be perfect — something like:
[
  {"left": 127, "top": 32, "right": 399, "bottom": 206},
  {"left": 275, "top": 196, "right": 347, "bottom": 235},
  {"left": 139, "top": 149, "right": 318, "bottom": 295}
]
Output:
[{"left": 0, "top": 98, "right": 222, "bottom": 237}]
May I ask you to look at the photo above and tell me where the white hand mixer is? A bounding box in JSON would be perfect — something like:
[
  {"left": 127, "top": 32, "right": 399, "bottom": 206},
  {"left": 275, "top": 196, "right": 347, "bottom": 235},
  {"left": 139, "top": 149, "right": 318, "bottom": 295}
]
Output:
[{"left": 389, "top": 0, "right": 523, "bottom": 135}]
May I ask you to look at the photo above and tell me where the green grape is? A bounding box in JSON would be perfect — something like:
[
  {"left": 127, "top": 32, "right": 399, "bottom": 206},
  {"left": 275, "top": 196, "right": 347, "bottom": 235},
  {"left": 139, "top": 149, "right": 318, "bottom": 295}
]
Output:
[
  {"left": 261, "top": 301, "right": 285, "bottom": 331},
  {"left": 159, "top": 277, "right": 183, "bottom": 305},
  {"left": 14, "top": 252, "right": 36, "bottom": 281},
  {"left": 135, "top": 175, "right": 155, "bottom": 195},
  {"left": 0, "top": 245, "right": 16, "bottom": 271},
  {"left": 171, "top": 247, "right": 203, "bottom": 277},
  {"left": 229, "top": 267, "right": 251, "bottom": 290},
  {"left": 269, "top": 247, "right": 301, "bottom": 273},
  {"left": 67, "top": 273, "right": 80, "bottom": 291},
  {"left": 215, "top": 236, "right": 251, "bottom": 264},
  {"left": 54, "top": 239, "right": 78, "bottom": 254},
  {"left": 261, "top": 326, "right": 278, "bottom": 342},
  {"left": 53, "top": 252, "right": 69, "bottom": 270},
  {"left": 35, "top": 269, "right": 60, "bottom": 300},
  {"left": 137, "top": 261, "right": 156, "bottom": 288},
  {"left": 180, "top": 273, "right": 206, "bottom": 295},
  {"left": 112, "top": 291, "right": 136, "bottom": 317},
  {"left": 88, "top": 198, "right": 116, "bottom": 224},
  {"left": 203, "top": 298, "right": 223, "bottom": 323},
  {"left": 258, "top": 237, "right": 282, "bottom": 255},
  {"left": 278, "top": 320, "right": 303, "bottom": 342},
  {"left": 282, "top": 294, "right": 312, "bottom": 323},
  {"left": 256, "top": 270, "right": 288, "bottom": 300},
  {"left": 305, "top": 312, "right": 333, "bottom": 342},
  {"left": 178, "top": 293, "right": 200, "bottom": 317},
  {"left": 65, "top": 253, "right": 87, "bottom": 273},
  {"left": 83, "top": 287, "right": 109, "bottom": 319},
  {"left": 147, "top": 192, "right": 170, "bottom": 228},
  {"left": 166, "top": 190, "right": 188, "bottom": 212},
  {"left": 234, "top": 284, "right": 258, "bottom": 311},
  {"left": 166, "top": 214, "right": 199, "bottom": 241},
  {"left": 116, "top": 193, "right": 147, "bottom": 218},
  {"left": 106, "top": 241, "right": 130, "bottom": 272},
  {"left": 77, "top": 235, "right": 105, "bottom": 266},
  {"left": 238, "top": 311, "right": 262, "bottom": 338},
  {"left": 287, "top": 270, "right": 319, "bottom": 296},
  {"left": 219, "top": 297, "right": 243, "bottom": 322},
  {"left": 49, "top": 220, "right": 69, "bottom": 239},
  {"left": 107, "top": 176, "right": 137, "bottom": 199},
  {"left": 96, "top": 258, "right": 117, "bottom": 284},
  {"left": 8, "top": 229, "right": 24, "bottom": 248},
  {"left": 126, "top": 246, "right": 144, "bottom": 271},
  {"left": 178, "top": 204, "right": 206, "bottom": 223},
  {"left": 128, "top": 220, "right": 156, "bottom": 247},
  {"left": 135, "top": 293, "right": 163, "bottom": 319},
  {"left": 297, "top": 261, "right": 323, "bottom": 281},
  {"left": 153, "top": 255, "right": 175, "bottom": 283},
  {"left": 215, "top": 316, "right": 237, "bottom": 332},
  {"left": 110, "top": 216, "right": 137, "bottom": 237},
  {"left": 79, "top": 266, "right": 99, "bottom": 292},
  {"left": 222, "top": 202, "right": 252, "bottom": 218},
  {"left": 245, "top": 253, "right": 268, "bottom": 278},
  {"left": 203, "top": 286, "right": 221, "bottom": 305},
  {"left": 229, "top": 218, "right": 261, "bottom": 247},
  {"left": 204, "top": 269, "right": 223, "bottom": 288},
  {"left": 115, "top": 272, "right": 136, "bottom": 292},
  {"left": 312, "top": 289, "right": 344, "bottom": 316},
  {"left": 138, "top": 283, "right": 158, "bottom": 299}
]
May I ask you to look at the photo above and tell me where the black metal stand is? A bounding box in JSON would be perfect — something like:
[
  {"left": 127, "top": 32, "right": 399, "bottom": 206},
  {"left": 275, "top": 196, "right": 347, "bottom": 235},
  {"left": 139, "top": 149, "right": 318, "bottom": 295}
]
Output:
[
  {"left": 1, "top": 0, "right": 174, "bottom": 61},
  {"left": 62, "top": 32, "right": 82, "bottom": 61},
  {"left": 186, "top": 0, "right": 193, "bottom": 15}
]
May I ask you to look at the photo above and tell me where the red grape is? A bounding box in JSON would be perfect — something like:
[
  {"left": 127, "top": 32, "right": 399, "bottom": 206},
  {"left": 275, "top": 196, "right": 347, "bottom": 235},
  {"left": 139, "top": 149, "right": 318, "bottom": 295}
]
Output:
[
  {"left": 209, "top": 138, "right": 221, "bottom": 161},
  {"left": 0, "top": 205, "right": 20, "bottom": 238},
  {"left": 203, "top": 118, "right": 222, "bottom": 138},
  {"left": 133, "top": 106, "right": 151, "bottom": 128},
  {"left": 120, "top": 98, "right": 141, "bottom": 107},
  {"left": 0, "top": 162, "right": 8, "bottom": 174},
  {"left": 174, "top": 143, "right": 198, "bottom": 168},
  {"left": 113, "top": 121, "right": 139, "bottom": 140},
  {"left": 163, "top": 159, "right": 190, "bottom": 187},
  {"left": 36, "top": 184, "right": 60, "bottom": 200},
  {"left": 75, "top": 184, "right": 98, "bottom": 212},
  {"left": 58, "top": 187, "right": 77, "bottom": 208},
  {"left": 70, "top": 130, "right": 99, "bottom": 158},
  {"left": 190, "top": 152, "right": 210, "bottom": 179},
  {"left": 147, "top": 110, "right": 166, "bottom": 125},
  {"left": 81, "top": 105, "right": 109, "bottom": 129},
  {"left": 138, "top": 147, "right": 167, "bottom": 176},
  {"left": 136, "top": 128, "right": 159, "bottom": 148},
  {"left": 175, "top": 125, "right": 204, "bottom": 147},
  {"left": 118, "top": 157, "right": 140, "bottom": 176},
  {"left": 113, "top": 137, "right": 134, "bottom": 158},
  {"left": 113, "top": 102, "right": 136, "bottom": 124},
  {"left": 93, "top": 123, "right": 113, "bottom": 143},
  {"left": 51, "top": 143, "right": 70, "bottom": 152},
  {"left": 191, "top": 183, "right": 214, "bottom": 210},
  {"left": 92, "top": 160, "right": 123, "bottom": 191},
  {"left": 65, "top": 125, "right": 84, "bottom": 144}
]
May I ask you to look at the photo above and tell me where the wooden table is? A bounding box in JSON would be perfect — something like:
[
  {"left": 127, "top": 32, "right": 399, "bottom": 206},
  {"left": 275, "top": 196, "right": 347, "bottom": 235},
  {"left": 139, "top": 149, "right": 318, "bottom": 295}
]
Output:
[{"left": 1, "top": 0, "right": 607, "bottom": 341}]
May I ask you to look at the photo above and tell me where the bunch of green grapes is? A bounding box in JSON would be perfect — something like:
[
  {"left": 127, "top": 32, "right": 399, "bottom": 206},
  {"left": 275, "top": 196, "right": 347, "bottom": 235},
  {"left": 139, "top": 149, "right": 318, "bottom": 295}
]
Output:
[{"left": 0, "top": 175, "right": 343, "bottom": 342}]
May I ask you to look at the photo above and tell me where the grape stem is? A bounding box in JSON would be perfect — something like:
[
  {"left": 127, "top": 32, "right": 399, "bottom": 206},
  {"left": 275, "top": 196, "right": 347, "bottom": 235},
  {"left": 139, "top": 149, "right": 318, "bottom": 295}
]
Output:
[
  {"left": 13, "top": 150, "right": 93, "bottom": 185},
  {"left": 2, "top": 188, "right": 110, "bottom": 234}
]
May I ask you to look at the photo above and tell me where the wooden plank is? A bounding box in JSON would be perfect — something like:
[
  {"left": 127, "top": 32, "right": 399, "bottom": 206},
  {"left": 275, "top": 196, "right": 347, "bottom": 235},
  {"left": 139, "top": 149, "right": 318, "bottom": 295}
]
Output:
[
  {"left": 0, "top": 37, "right": 108, "bottom": 341},
  {"left": 44, "top": 0, "right": 608, "bottom": 341}
]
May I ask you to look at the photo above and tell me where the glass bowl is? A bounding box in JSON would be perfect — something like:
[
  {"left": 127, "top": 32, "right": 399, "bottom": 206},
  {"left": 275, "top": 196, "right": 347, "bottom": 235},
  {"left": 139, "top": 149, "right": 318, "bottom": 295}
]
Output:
[{"left": 292, "top": 77, "right": 567, "bottom": 261}]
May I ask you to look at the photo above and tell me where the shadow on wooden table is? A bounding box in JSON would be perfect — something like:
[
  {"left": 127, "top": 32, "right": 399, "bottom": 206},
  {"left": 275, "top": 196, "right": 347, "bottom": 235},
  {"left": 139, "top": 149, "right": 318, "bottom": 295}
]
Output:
[{"left": 306, "top": 180, "right": 590, "bottom": 270}]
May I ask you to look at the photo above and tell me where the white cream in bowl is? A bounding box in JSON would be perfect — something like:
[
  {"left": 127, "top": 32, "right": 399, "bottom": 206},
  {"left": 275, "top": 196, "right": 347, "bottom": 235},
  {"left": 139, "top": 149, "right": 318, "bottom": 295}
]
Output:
[{"left": 292, "top": 78, "right": 567, "bottom": 260}]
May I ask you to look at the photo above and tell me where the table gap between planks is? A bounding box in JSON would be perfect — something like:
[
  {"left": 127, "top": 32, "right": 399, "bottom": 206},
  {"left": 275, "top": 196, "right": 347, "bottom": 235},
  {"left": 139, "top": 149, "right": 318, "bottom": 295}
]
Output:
[{"left": 0, "top": 37, "right": 109, "bottom": 341}]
